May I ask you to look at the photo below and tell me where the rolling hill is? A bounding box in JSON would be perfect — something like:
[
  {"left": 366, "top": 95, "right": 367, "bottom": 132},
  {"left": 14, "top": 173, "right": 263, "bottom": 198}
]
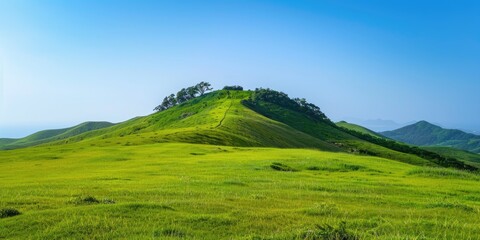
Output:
[
  {"left": 2, "top": 87, "right": 480, "bottom": 239},
  {"left": 0, "top": 121, "right": 115, "bottom": 150},
  {"left": 382, "top": 121, "right": 480, "bottom": 154},
  {"left": 336, "top": 121, "right": 385, "bottom": 139},
  {"left": 7, "top": 89, "right": 466, "bottom": 170}
]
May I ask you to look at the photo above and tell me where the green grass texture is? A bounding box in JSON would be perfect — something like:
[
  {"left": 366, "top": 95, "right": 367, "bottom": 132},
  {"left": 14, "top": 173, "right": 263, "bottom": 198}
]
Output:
[{"left": 1, "top": 142, "right": 480, "bottom": 239}]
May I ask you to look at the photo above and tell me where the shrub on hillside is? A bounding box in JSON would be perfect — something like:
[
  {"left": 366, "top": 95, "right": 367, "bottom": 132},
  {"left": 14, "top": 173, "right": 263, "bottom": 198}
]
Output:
[
  {"left": 223, "top": 85, "right": 244, "bottom": 90},
  {"left": 0, "top": 208, "right": 21, "bottom": 218},
  {"left": 270, "top": 162, "right": 298, "bottom": 172}
]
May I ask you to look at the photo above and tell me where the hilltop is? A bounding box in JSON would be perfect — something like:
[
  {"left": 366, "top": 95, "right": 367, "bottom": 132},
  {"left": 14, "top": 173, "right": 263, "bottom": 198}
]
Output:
[{"left": 382, "top": 121, "right": 480, "bottom": 153}]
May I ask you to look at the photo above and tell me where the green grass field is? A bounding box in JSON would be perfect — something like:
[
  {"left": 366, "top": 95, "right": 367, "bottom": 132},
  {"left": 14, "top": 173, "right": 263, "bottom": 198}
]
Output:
[
  {"left": 1, "top": 142, "right": 480, "bottom": 239},
  {"left": 1, "top": 90, "right": 479, "bottom": 239}
]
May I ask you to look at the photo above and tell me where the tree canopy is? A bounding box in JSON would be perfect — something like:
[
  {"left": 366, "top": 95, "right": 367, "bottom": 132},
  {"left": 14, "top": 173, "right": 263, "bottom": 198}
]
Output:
[
  {"left": 223, "top": 85, "right": 243, "bottom": 91},
  {"left": 246, "top": 88, "right": 331, "bottom": 123},
  {"left": 154, "top": 82, "right": 213, "bottom": 112}
]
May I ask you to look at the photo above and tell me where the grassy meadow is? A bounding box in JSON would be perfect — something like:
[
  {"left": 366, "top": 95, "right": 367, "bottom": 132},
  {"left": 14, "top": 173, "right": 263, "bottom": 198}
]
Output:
[{"left": 1, "top": 142, "right": 480, "bottom": 239}]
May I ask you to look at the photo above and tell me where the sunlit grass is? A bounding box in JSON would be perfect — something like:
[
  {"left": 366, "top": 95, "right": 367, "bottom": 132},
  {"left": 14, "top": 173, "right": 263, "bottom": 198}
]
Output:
[{"left": 1, "top": 142, "right": 480, "bottom": 239}]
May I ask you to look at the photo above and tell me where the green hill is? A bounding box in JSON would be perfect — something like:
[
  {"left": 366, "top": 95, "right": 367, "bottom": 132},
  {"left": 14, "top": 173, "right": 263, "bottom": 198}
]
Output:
[
  {"left": 55, "top": 91, "right": 340, "bottom": 151},
  {"left": 0, "top": 90, "right": 474, "bottom": 171},
  {"left": 0, "top": 121, "right": 115, "bottom": 150},
  {"left": 336, "top": 121, "right": 385, "bottom": 138},
  {"left": 423, "top": 146, "right": 480, "bottom": 167},
  {"left": 2, "top": 88, "right": 480, "bottom": 239},
  {"left": 382, "top": 121, "right": 480, "bottom": 153},
  {"left": 29, "top": 89, "right": 470, "bottom": 170}
]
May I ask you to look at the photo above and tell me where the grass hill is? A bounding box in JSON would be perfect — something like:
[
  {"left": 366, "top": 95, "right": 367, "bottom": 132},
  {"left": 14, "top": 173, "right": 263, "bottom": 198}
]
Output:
[
  {"left": 0, "top": 89, "right": 470, "bottom": 170},
  {"left": 38, "top": 89, "right": 473, "bottom": 170},
  {"left": 382, "top": 120, "right": 480, "bottom": 153},
  {"left": 336, "top": 121, "right": 385, "bottom": 138},
  {"left": 54, "top": 91, "right": 340, "bottom": 151},
  {"left": 0, "top": 121, "right": 115, "bottom": 150},
  {"left": 1, "top": 88, "right": 480, "bottom": 239},
  {"left": 424, "top": 146, "right": 480, "bottom": 167}
]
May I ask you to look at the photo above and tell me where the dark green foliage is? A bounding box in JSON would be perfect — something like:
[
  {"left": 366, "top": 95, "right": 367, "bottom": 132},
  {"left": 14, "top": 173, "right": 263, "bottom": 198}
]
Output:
[
  {"left": 245, "top": 88, "right": 331, "bottom": 124},
  {"left": 154, "top": 82, "right": 213, "bottom": 112},
  {"left": 424, "top": 146, "right": 480, "bottom": 164},
  {"left": 340, "top": 126, "right": 477, "bottom": 171},
  {"left": 270, "top": 162, "right": 298, "bottom": 172},
  {"left": 70, "top": 196, "right": 116, "bottom": 205},
  {"left": 197, "top": 81, "right": 212, "bottom": 96},
  {"left": 382, "top": 121, "right": 480, "bottom": 154},
  {"left": 223, "top": 85, "right": 244, "bottom": 90},
  {"left": 300, "top": 222, "right": 358, "bottom": 240},
  {"left": 306, "top": 164, "right": 363, "bottom": 172},
  {"left": 70, "top": 196, "right": 100, "bottom": 205},
  {"left": 0, "top": 208, "right": 21, "bottom": 218}
]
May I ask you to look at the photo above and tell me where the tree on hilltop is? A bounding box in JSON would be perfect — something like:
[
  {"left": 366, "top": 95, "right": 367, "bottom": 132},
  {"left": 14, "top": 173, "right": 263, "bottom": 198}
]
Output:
[
  {"left": 196, "top": 82, "right": 212, "bottom": 96},
  {"left": 154, "top": 82, "right": 213, "bottom": 112}
]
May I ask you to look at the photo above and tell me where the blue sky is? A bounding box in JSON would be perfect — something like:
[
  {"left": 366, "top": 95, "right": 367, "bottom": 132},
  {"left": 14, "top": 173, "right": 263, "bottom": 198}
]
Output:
[{"left": 1, "top": 0, "right": 479, "bottom": 137}]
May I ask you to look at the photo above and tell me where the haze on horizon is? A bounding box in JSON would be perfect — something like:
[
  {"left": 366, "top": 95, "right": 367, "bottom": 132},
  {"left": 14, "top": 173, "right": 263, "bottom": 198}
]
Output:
[{"left": 1, "top": 0, "right": 479, "bottom": 138}]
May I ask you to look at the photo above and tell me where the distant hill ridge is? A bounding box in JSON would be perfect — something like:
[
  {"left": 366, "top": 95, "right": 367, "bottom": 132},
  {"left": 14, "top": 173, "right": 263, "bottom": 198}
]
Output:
[
  {"left": 0, "top": 121, "right": 115, "bottom": 150},
  {"left": 336, "top": 121, "right": 385, "bottom": 139},
  {"left": 381, "top": 121, "right": 480, "bottom": 153}
]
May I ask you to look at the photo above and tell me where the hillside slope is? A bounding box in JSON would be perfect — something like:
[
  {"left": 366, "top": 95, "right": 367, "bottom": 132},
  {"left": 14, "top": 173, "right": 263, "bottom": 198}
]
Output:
[
  {"left": 424, "top": 146, "right": 480, "bottom": 167},
  {"left": 52, "top": 90, "right": 432, "bottom": 167},
  {"left": 52, "top": 91, "right": 340, "bottom": 151},
  {"left": 3, "top": 90, "right": 473, "bottom": 170},
  {"left": 382, "top": 121, "right": 480, "bottom": 153},
  {"left": 336, "top": 121, "right": 385, "bottom": 139},
  {"left": 0, "top": 121, "right": 115, "bottom": 150}
]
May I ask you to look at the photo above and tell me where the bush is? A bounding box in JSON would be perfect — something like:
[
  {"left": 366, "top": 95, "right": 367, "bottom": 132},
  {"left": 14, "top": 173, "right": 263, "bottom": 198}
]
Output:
[
  {"left": 223, "top": 85, "right": 244, "bottom": 91},
  {"left": 270, "top": 162, "right": 298, "bottom": 172},
  {"left": 70, "top": 195, "right": 99, "bottom": 205},
  {"left": 70, "top": 196, "right": 116, "bottom": 205},
  {"left": 0, "top": 208, "right": 21, "bottom": 218}
]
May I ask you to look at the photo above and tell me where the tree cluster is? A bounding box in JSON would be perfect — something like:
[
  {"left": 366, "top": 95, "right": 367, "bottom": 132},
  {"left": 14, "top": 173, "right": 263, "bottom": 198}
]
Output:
[
  {"left": 154, "top": 82, "right": 212, "bottom": 112},
  {"left": 223, "top": 85, "right": 244, "bottom": 91},
  {"left": 247, "top": 88, "right": 331, "bottom": 123}
]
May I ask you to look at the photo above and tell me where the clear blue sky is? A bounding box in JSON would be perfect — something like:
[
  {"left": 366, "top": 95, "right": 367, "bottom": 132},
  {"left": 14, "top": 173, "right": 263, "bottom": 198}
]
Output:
[{"left": 1, "top": 0, "right": 479, "bottom": 137}]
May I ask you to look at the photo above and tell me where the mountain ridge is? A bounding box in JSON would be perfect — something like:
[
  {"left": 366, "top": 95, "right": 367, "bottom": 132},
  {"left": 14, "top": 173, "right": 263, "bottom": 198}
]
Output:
[{"left": 382, "top": 120, "right": 480, "bottom": 153}]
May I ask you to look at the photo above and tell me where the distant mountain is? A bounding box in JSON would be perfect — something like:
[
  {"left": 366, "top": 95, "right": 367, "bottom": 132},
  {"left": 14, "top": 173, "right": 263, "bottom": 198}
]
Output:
[
  {"left": 382, "top": 121, "right": 480, "bottom": 154},
  {"left": 341, "top": 118, "right": 408, "bottom": 132},
  {"left": 0, "top": 121, "right": 115, "bottom": 150}
]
